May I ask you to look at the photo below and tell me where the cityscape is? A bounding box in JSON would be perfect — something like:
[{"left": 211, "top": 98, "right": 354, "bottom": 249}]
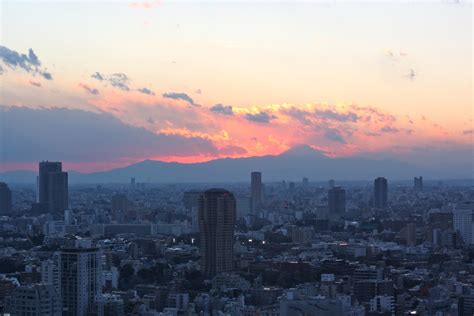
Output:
[
  {"left": 0, "top": 0, "right": 473, "bottom": 316},
  {"left": 0, "top": 162, "right": 473, "bottom": 315}
]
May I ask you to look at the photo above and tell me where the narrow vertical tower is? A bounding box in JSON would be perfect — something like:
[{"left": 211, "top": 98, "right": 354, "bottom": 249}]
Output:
[
  {"left": 251, "top": 171, "right": 262, "bottom": 214},
  {"left": 374, "top": 177, "right": 388, "bottom": 208},
  {"left": 198, "top": 189, "right": 236, "bottom": 277}
]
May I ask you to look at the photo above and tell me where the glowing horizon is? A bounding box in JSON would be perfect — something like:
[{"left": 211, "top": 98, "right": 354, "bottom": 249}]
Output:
[{"left": 0, "top": 1, "right": 472, "bottom": 173}]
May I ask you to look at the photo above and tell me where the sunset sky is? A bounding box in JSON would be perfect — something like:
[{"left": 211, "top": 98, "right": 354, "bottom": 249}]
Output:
[{"left": 0, "top": 0, "right": 472, "bottom": 173}]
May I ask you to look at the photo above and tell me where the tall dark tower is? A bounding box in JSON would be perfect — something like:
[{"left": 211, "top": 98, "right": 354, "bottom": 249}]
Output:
[
  {"left": 251, "top": 171, "right": 262, "bottom": 214},
  {"left": 328, "top": 186, "right": 346, "bottom": 215},
  {"left": 39, "top": 161, "right": 68, "bottom": 215},
  {"left": 198, "top": 189, "right": 236, "bottom": 277},
  {"left": 374, "top": 177, "right": 388, "bottom": 208},
  {"left": 0, "top": 182, "right": 12, "bottom": 214},
  {"left": 414, "top": 176, "right": 423, "bottom": 191}
]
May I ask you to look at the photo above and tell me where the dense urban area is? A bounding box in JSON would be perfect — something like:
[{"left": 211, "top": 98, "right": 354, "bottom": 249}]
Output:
[{"left": 0, "top": 161, "right": 473, "bottom": 316}]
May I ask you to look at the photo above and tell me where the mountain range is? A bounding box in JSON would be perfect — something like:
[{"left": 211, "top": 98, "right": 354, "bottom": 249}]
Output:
[{"left": 0, "top": 145, "right": 470, "bottom": 183}]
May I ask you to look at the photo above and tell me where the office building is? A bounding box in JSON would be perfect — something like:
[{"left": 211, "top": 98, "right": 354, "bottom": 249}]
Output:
[
  {"left": 369, "top": 295, "right": 395, "bottom": 316},
  {"left": 374, "top": 177, "right": 388, "bottom": 208},
  {"left": 198, "top": 189, "right": 236, "bottom": 277},
  {"left": 453, "top": 202, "right": 474, "bottom": 245},
  {"left": 60, "top": 245, "right": 102, "bottom": 316},
  {"left": 251, "top": 172, "right": 262, "bottom": 214},
  {"left": 0, "top": 182, "right": 12, "bottom": 214},
  {"left": 328, "top": 179, "right": 335, "bottom": 189},
  {"left": 38, "top": 161, "right": 68, "bottom": 215},
  {"left": 414, "top": 176, "right": 423, "bottom": 191},
  {"left": 97, "top": 294, "right": 124, "bottom": 316},
  {"left": 7, "top": 284, "right": 61, "bottom": 316},
  {"left": 328, "top": 186, "right": 346, "bottom": 215}
]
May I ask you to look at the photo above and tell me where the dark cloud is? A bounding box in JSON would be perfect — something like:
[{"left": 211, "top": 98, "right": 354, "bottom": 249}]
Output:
[
  {"left": 324, "top": 128, "right": 346, "bottom": 144},
  {"left": 463, "top": 129, "right": 473, "bottom": 135},
  {"left": 162, "top": 92, "right": 197, "bottom": 106},
  {"left": 29, "top": 80, "right": 42, "bottom": 88},
  {"left": 78, "top": 83, "right": 100, "bottom": 95},
  {"left": 219, "top": 145, "right": 248, "bottom": 155},
  {"left": 315, "top": 109, "right": 359, "bottom": 122},
  {"left": 91, "top": 72, "right": 105, "bottom": 81},
  {"left": 210, "top": 104, "right": 233, "bottom": 116},
  {"left": 147, "top": 117, "right": 155, "bottom": 124},
  {"left": 406, "top": 68, "right": 416, "bottom": 81},
  {"left": 41, "top": 71, "right": 53, "bottom": 80},
  {"left": 0, "top": 106, "right": 218, "bottom": 163},
  {"left": 284, "top": 107, "right": 311, "bottom": 125},
  {"left": 108, "top": 73, "right": 130, "bottom": 91},
  {"left": 137, "top": 87, "right": 155, "bottom": 95},
  {"left": 245, "top": 111, "right": 276, "bottom": 123},
  {"left": 365, "top": 132, "right": 381, "bottom": 137},
  {"left": 91, "top": 72, "right": 130, "bottom": 91},
  {"left": 0, "top": 46, "right": 53, "bottom": 80},
  {"left": 380, "top": 126, "right": 399, "bottom": 134}
]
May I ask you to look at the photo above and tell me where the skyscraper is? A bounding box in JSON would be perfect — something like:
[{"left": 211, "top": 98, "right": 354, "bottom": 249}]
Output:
[
  {"left": 61, "top": 245, "right": 102, "bottom": 316},
  {"left": 251, "top": 171, "right": 262, "bottom": 214},
  {"left": 328, "top": 186, "right": 346, "bottom": 215},
  {"left": 198, "top": 189, "right": 236, "bottom": 277},
  {"left": 453, "top": 202, "right": 474, "bottom": 245},
  {"left": 414, "top": 176, "right": 423, "bottom": 191},
  {"left": 39, "top": 161, "right": 68, "bottom": 215},
  {"left": 374, "top": 177, "right": 388, "bottom": 208},
  {"left": 0, "top": 182, "right": 12, "bottom": 214}
]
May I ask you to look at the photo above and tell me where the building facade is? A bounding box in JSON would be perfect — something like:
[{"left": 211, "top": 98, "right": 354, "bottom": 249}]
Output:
[{"left": 198, "top": 189, "right": 236, "bottom": 277}]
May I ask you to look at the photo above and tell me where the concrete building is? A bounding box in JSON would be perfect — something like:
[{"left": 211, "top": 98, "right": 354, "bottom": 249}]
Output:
[
  {"left": 453, "top": 202, "right": 474, "bottom": 245},
  {"left": 0, "top": 182, "right": 12, "bottom": 214},
  {"left": 251, "top": 171, "right": 262, "bottom": 214},
  {"left": 38, "top": 161, "right": 68, "bottom": 215},
  {"left": 97, "top": 293, "right": 124, "bottom": 316},
  {"left": 7, "top": 284, "right": 61, "bottom": 316},
  {"left": 198, "top": 189, "right": 236, "bottom": 277},
  {"left": 369, "top": 295, "right": 395, "bottom": 316},
  {"left": 328, "top": 186, "right": 346, "bottom": 216},
  {"left": 414, "top": 176, "right": 423, "bottom": 191},
  {"left": 60, "top": 246, "right": 102, "bottom": 316},
  {"left": 374, "top": 177, "right": 388, "bottom": 208}
]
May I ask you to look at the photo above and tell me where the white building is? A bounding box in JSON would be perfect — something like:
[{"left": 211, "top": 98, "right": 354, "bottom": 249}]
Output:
[
  {"left": 41, "top": 252, "right": 61, "bottom": 295},
  {"left": 370, "top": 295, "right": 395, "bottom": 316},
  {"left": 453, "top": 202, "right": 474, "bottom": 245}
]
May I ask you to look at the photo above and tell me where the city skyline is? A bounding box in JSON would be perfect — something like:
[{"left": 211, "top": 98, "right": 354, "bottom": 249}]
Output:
[{"left": 0, "top": 1, "right": 472, "bottom": 173}]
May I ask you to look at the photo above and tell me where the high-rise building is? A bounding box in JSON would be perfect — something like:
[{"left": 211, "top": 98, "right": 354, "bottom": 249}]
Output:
[
  {"left": 60, "top": 245, "right": 102, "bottom": 316},
  {"left": 414, "top": 176, "right": 423, "bottom": 191},
  {"left": 0, "top": 182, "right": 12, "bottom": 214},
  {"left": 198, "top": 189, "right": 236, "bottom": 277},
  {"left": 302, "top": 177, "right": 309, "bottom": 188},
  {"left": 130, "top": 177, "right": 136, "bottom": 189},
  {"left": 328, "top": 186, "right": 346, "bottom": 215},
  {"left": 39, "top": 161, "right": 68, "bottom": 215},
  {"left": 374, "top": 177, "right": 388, "bottom": 208},
  {"left": 251, "top": 172, "right": 262, "bottom": 214},
  {"left": 453, "top": 202, "right": 474, "bottom": 245},
  {"left": 328, "top": 179, "right": 335, "bottom": 189},
  {"left": 7, "top": 284, "right": 61, "bottom": 316}
]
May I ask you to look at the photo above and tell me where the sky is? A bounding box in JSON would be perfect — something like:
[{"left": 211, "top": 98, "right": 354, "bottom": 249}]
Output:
[{"left": 0, "top": 0, "right": 472, "bottom": 173}]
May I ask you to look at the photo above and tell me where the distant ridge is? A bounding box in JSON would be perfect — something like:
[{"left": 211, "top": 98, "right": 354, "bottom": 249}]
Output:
[{"left": 0, "top": 145, "right": 470, "bottom": 183}]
